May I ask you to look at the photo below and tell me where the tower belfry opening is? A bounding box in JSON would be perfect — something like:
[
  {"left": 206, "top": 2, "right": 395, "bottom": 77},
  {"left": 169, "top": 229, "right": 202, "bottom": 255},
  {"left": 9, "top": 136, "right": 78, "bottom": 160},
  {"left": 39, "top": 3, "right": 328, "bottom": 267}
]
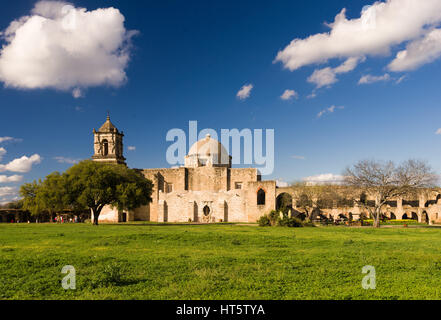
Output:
[{"left": 92, "top": 115, "right": 126, "bottom": 165}]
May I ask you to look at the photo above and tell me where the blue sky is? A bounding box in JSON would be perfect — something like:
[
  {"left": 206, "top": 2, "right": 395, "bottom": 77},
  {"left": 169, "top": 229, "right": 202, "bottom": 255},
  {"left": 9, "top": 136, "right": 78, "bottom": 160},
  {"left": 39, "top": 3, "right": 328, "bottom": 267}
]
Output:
[{"left": 1, "top": 0, "right": 441, "bottom": 202}]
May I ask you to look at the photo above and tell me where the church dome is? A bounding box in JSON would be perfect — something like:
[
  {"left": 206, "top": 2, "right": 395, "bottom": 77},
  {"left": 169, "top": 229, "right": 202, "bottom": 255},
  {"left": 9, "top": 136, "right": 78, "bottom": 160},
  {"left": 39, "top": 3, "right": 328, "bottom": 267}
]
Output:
[
  {"left": 185, "top": 134, "right": 231, "bottom": 168},
  {"left": 188, "top": 134, "right": 229, "bottom": 157}
]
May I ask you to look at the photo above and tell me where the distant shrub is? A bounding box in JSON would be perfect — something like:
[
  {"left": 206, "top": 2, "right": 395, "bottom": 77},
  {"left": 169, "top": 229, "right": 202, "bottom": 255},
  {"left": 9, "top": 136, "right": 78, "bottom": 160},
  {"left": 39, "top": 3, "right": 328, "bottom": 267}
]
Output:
[
  {"left": 268, "top": 210, "right": 281, "bottom": 226},
  {"left": 279, "top": 217, "right": 304, "bottom": 228},
  {"left": 257, "top": 215, "right": 271, "bottom": 227},
  {"left": 258, "top": 212, "right": 307, "bottom": 228}
]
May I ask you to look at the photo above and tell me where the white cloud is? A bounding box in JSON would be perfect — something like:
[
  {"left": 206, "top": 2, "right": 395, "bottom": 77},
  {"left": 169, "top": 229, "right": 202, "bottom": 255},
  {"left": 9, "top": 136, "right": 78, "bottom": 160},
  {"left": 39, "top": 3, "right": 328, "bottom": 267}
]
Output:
[
  {"left": 0, "top": 175, "right": 23, "bottom": 183},
  {"left": 307, "top": 92, "right": 317, "bottom": 99},
  {"left": 0, "top": 186, "right": 19, "bottom": 205},
  {"left": 0, "top": 154, "right": 41, "bottom": 173},
  {"left": 0, "top": 148, "right": 6, "bottom": 161},
  {"left": 275, "top": 0, "right": 441, "bottom": 72},
  {"left": 317, "top": 105, "right": 344, "bottom": 118},
  {"left": 237, "top": 84, "right": 253, "bottom": 100},
  {"left": 436, "top": 128, "right": 441, "bottom": 135},
  {"left": 127, "top": 146, "right": 136, "bottom": 151},
  {"left": 308, "top": 57, "right": 362, "bottom": 88},
  {"left": 302, "top": 173, "right": 345, "bottom": 185},
  {"left": 0, "top": 1, "right": 137, "bottom": 96},
  {"left": 358, "top": 73, "right": 391, "bottom": 84},
  {"left": 395, "top": 75, "right": 407, "bottom": 84},
  {"left": 308, "top": 67, "right": 337, "bottom": 88},
  {"left": 280, "top": 89, "right": 298, "bottom": 101},
  {"left": 72, "top": 88, "right": 83, "bottom": 99},
  {"left": 389, "top": 28, "right": 441, "bottom": 71},
  {"left": 333, "top": 56, "right": 361, "bottom": 73},
  {"left": 291, "top": 155, "right": 306, "bottom": 160},
  {"left": 276, "top": 179, "right": 289, "bottom": 188},
  {"left": 54, "top": 156, "right": 80, "bottom": 164},
  {"left": 0, "top": 137, "right": 21, "bottom": 144},
  {"left": 0, "top": 187, "right": 17, "bottom": 198}
]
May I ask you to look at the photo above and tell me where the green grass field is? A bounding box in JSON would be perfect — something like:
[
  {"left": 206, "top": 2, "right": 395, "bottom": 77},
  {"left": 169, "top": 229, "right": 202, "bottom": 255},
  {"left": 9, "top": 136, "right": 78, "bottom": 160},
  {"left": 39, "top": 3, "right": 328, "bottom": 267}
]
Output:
[{"left": 1, "top": 223, "right": 441, "bottom": 300}]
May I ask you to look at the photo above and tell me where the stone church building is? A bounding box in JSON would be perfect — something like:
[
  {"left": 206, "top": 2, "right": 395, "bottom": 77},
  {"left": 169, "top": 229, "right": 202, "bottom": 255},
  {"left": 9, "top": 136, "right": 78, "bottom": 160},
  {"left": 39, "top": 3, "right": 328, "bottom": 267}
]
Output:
[
  {"left": 93, "top": 116, "right": 276, "bottom": 223},
  {"left": 92, "top": 116, "right": 441, "bottom": 224}
]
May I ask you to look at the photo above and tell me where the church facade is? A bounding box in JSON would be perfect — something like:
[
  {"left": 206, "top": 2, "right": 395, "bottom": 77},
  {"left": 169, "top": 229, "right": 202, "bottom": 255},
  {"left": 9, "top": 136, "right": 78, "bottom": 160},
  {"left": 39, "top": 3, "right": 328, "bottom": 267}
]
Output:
[
  {"left": 91, "top": 117, "right": 441, "bottom": 225},
  {"left": 92, "top": 116, "right": 276, "bottom": 223}
]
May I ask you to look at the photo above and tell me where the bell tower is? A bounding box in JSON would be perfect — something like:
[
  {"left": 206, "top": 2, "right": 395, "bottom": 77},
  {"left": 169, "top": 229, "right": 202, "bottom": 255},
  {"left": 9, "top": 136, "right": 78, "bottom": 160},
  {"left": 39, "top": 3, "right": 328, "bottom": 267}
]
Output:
[{"left": 92, "top": 114, "right": 126, "bottom": 165}]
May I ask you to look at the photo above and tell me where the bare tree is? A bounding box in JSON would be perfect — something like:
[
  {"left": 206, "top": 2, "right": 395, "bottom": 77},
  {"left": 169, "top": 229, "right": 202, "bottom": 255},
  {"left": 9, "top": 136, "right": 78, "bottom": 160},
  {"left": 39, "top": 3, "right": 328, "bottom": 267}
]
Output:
[
  {"left": 343, "top": 159, "right": 438, "bottom": 228},
  {"left": 291, "top": 182, "right": 339, "bottom": 221}
]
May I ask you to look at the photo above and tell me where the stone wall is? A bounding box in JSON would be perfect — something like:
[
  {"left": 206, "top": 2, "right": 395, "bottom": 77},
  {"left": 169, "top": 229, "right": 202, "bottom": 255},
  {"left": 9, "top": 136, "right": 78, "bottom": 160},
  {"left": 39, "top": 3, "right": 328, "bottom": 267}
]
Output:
[
  {"left": 131, "top": 166, "right": 274, "bottom": 224},
  {"left": 245, "top": 180, "right": 277, "bottom": 222},
  {"left": 156, "top": 189, "right": 248, "bottom": 223},
  {"left": 187, "top": 167, "right": 229, "bottom": 191}
]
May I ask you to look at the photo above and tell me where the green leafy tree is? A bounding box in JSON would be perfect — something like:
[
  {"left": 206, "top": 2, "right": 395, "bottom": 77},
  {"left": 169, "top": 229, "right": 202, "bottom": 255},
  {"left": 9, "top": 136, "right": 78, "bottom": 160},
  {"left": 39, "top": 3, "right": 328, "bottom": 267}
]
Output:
[
  {"left": 20, "top": 161, "right": 154, "bottom": 225},
  {"left": 40, "top": 172, "right": 71, "bottom": 219},
  {"left": 65, "top": 161, "right": 153, "bottom": 225},
  {"left": 20, "top": 180, "right": 45, "bottom": 216},
  {"left": 21, "top": 173, "right": 70, "bottom": 221}
]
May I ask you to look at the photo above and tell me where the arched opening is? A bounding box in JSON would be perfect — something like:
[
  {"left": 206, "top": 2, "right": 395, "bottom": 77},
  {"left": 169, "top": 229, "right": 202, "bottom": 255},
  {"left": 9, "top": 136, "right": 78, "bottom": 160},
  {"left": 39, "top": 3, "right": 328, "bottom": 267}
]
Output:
[
  {"left": 276, "top": 193, "right": 293, "bottom": 215},
  {"left": 102, "top": 140, "right": 109, "bottom": 156},
  {"left": 203, "top": 205, "right": 210, "bottom": 217},
  {"left": 360, "top": 192, "right": 367, "bottom": 204},
  {"left": 224, "top": 201, "right": 229, "bottom": 223},
  {"left": 423, "top": 211, "right": 429, "bottom": 224},
  {"left": 257, "top": 189, "right": 266, "bottom": 205},
  {"left": 390, "top": 212, "right": 396, "bottom": 220},
  {"left": 411, "top": 212, "right": 418, "bottom": 221},
  {"left": 293, "top": 210, "right": 307, "bottom": 221},
  {"left": 193, "top": 202, "right": 199, "bottom": 223},
  {"left": 338, "top": 214, "right": 348, "bottom": 221},
  {"left": 315, "top": 212, "right": 328, "bottom": 222},
  {"left": 402, "top": 213, "right": 409, "bottom": 219},
  {"left": 163, "top": 201, "right": 168, "bottom": 223},
  {"left": 199, "top": 158, "right": 207, "bottom": 167}
]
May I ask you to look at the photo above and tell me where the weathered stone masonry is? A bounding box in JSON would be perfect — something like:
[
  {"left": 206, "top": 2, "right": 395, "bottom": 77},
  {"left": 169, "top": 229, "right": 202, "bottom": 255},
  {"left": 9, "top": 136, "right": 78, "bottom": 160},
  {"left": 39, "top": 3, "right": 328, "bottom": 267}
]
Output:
[
  {"left": 92, "top": 117, "right": 441, "bottom": 224},
  {"left": 93, "top": 117, "right": 276, "bottom": 223}
]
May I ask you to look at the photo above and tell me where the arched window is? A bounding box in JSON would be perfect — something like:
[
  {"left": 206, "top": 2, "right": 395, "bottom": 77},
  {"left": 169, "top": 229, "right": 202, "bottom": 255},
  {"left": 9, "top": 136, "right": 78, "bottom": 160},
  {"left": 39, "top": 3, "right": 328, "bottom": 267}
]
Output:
[
  {"left": 102, "top": 140, "right": 109, "bottom": 156},
  {"left": 360, "top": 192, "right": 367, "bottom": 204},
  {"left": 257, "top": 189, "right": 266, "bottom": 205}
]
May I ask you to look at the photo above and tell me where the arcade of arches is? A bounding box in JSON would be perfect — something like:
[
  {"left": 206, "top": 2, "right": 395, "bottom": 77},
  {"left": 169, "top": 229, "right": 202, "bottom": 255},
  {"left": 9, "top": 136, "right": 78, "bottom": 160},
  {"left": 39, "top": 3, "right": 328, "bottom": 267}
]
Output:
[{"left": 275, "top": 189, "right": 441, "bottom": 224}]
